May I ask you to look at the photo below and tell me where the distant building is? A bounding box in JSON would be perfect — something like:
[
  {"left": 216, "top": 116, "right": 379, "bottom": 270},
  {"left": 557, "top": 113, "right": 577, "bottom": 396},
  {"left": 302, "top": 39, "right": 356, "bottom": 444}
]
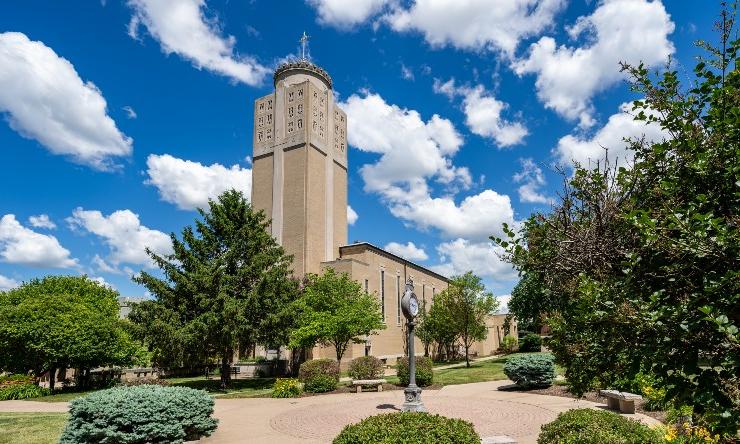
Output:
[
  {"left": 251, "top": 55, "right": 515, "bottom": 364},
  {"left": 118, "top": 296, "right": 146, "bottom": 319}
]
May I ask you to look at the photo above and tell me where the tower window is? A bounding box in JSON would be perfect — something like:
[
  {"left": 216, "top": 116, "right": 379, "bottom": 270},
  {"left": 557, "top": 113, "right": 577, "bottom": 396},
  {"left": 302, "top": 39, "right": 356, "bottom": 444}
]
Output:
[
  {"left": 396, "top": 275, "right": 401, "bottom": 325},
  {"left": 267, "top": 100, "right": 273, "bottom": 110},
  {"left": 259, "top": 102, "right": 265, "bottom": 111},
  {"left": 297, "top": 89, "right": 303, "bottom": 98},
  {"left": 297, "top": 104, "right": 303, "bottom": 114},
  {"left": 297, "top": 119, "right": 303, "bottom": 129},
  {"left": 288, "top": 91, "right": 294, "bottom": 102},
  {"left": 288, "top": 107, "right": 294, "bottom": 118},
  {"left": 287, "top": 121, "right": 294, "bottom": 133}
]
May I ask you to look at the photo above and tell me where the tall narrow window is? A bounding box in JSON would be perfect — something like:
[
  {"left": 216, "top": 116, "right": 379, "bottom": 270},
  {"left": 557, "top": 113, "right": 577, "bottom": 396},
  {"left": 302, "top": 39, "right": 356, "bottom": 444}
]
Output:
[
  {"left": 396, "top": 275, "right": 401, "bottom": 325},
  {"left": 380, "top": 270, "right": 385, "bottom": 322},
  {"left": 422, "top": 284, "right": 426, "bottom": 312},
  {"left": 364, "top": 279, "right": 369, "bottom": 293}
]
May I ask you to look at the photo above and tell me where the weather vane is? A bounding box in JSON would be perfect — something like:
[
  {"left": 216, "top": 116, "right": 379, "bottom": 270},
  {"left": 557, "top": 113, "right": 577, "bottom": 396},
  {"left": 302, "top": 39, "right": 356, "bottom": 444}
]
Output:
[{"left": 299, "top": 31, "right": 310, "bottom": 60}]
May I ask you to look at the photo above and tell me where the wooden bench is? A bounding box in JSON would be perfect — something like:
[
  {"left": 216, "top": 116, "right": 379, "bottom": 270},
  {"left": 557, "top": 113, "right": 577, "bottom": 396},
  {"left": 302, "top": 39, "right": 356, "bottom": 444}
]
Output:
[
  {"left": 599, "top": 390, "right": 643, "bottom": 414},
  {"left": 352, "top": 379, "right": 386, "bottom": 393}
]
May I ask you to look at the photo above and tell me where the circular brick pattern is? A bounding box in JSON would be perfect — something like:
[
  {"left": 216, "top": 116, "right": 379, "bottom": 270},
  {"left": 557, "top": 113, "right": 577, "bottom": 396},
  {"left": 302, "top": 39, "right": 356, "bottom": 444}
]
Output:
[{"left": 269, "top": 396, "right": 557, "bottom": 441}]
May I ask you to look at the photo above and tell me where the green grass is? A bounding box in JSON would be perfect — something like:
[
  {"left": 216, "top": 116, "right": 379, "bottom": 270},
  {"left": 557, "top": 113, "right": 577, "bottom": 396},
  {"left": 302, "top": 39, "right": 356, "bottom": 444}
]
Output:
[
  {"left": 32, "top": 390, "right": 95, "bottom": 403},
  {"left": 431, "top": 352, "right": 560, "bottom": 386},
  {"left": 168, "top": 376, "right": 276, "bottom": 398},
  {"left": 0, "top": 413, "right": 67, "bottom": 444}
]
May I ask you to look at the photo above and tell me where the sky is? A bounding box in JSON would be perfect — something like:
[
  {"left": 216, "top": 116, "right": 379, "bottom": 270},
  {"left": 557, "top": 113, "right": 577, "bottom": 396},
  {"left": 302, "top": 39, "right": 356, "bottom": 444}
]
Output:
[{"left": 0, "top": 0, "right": 718, "bottom": 307}]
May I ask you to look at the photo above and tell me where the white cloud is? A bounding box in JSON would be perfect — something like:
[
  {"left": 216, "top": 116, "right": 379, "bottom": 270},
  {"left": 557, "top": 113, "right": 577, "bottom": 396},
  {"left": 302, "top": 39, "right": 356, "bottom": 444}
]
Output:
[
  {"left": 384, "top": 241, "right": 428, "bottom": 261},
  {"left": 347, "top": 205, "right": 358, "bottom": 225},
  {"left": 0, "top": 32, "right": 133, "bottom": 170},
  {"left": 513, "top": 158, "right": 549, "bottom": 204},
  {"left": 91, "top": 276, "right": 115, "bottom": 290},
  {"left": 92, "top": 254, "right": 122, "bottom": 274},
  {"left": 122, "top": 105, "right": 137, "bottom": 119},
  {"left": 555, "top": 101, "right": 668, "bottom": 167},
  {"left": 434, "top": 79, "right": 528, "bottom": 147},
  {"left": 145, "top": 154, "right": 252, "bottom": 210},
  {"left": 513, "top": 0, "right": 674, "bottom": 127},
  {"left": 68, "top": 208, "right": 172, "bottom": 269},
  {"left": 400, "top": 64, "right": 414, "bottom": 81},
  {"left": 0, "top": 214, "right": 78, "bottom": 268},
  {"left": 28, "top": 214, "right": 56, "bottom": 229},
  {"left": 385, "top": 0, "right": 566, "bottom": 55},
  {"left": 307, "top": 0, "right": 391, "bottom": 28},
  {"left": 127, "top": 0, "right": 269, "bottom": 85},
  {"left": 432, "top": 238, "right": 517, "bottom": 281},
  {"left": 0, "top": 274, "right": 20, "bottom": 291},
  {"left": 497, "top": 294, "right": 511, "bottom": 313}
]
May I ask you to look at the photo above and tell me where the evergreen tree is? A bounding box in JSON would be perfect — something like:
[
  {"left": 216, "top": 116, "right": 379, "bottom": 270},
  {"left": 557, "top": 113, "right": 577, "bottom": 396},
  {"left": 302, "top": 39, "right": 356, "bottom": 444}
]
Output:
[{"left": 130, "top": 190, "right": 298, "bottom": 387}]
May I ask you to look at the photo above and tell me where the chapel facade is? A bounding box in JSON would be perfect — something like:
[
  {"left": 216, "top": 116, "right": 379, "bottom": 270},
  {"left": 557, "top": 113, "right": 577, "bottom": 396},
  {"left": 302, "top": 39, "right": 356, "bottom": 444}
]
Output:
[{"left": 251, "top": 58, "right": 514, "bottom": 364}]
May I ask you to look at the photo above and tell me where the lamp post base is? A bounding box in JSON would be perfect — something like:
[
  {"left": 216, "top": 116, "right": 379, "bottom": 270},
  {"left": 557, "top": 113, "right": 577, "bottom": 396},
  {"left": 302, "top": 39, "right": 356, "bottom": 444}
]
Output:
[{"left": 401, "top": 386, "right": 426, "bottom": 412}]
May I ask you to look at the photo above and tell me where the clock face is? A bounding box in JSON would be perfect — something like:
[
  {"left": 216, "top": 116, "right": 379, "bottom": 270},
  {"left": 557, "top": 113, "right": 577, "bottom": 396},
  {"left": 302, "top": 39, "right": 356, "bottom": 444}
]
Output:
[{"left": 409, "top": 296, "right": 419, "bottom": 316}]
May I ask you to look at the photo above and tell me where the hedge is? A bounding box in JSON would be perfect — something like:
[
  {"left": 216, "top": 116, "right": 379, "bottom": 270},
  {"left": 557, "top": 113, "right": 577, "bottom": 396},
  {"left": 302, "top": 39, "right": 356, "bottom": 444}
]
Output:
[
  {"left": 348, "top": 356, "right": 384, "bottom": 380},
  {"left": 0, "top": 383, "right": 50, "bottom": 400},
  {"left": 333, "top": 412, "right": 480, "bottom": 444},
  {"left": 503, "top": 353, "right": 555, "bottom": 388},
  {"left": 299, "top": 359, "right": 339, "bottom": 393},
  {"left": 518, "top": 333, "right": 543, "bottom": 352},
  {"left": 59, "top": 385, "right": 218, "bottom": 444},
  {"left": 395, "top": 357, "right": 433, "bottom": 387},
  {"left": 538, "top": 408, "right": 664, "bottom": 444}
]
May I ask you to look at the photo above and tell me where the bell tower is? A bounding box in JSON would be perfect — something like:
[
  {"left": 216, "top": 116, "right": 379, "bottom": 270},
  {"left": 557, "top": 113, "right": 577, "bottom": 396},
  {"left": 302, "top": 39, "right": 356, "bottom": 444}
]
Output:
[{"left": 251, "top": 44, "right": 348, "bottom": 276}]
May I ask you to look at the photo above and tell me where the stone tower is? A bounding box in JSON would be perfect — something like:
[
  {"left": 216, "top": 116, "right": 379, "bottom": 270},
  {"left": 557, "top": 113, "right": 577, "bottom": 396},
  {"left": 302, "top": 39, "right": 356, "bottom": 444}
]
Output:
[{"left": 251, "top": 59, "right": 348, "bottom": 276}]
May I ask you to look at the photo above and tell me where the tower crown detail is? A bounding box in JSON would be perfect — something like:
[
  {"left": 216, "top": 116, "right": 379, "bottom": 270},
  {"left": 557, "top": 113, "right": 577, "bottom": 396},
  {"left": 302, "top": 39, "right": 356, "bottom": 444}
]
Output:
[{"left": 274, "top": 60, "right": 333, "bottom": 89}]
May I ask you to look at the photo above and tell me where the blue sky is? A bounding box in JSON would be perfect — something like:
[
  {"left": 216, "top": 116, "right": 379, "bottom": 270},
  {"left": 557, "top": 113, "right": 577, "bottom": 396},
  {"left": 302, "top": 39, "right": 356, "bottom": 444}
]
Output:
[{"left": 0, "top": 0, "right": 717, "bottom": 303}]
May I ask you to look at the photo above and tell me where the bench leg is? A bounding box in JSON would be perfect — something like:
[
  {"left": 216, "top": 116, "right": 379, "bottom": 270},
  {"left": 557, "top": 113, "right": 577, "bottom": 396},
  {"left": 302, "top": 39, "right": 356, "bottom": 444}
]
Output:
[
  {"left": 607, "top": 397, "right": 620, "bottom": 411},
  {"left": 619, "top": 399, "right": 635, "bottom": 414},
  {"left": 378, "top": 384, "right": 383, "bottom": 392},
  {"left": 356, "top": 385, "right": 362, "bottom": 393}
]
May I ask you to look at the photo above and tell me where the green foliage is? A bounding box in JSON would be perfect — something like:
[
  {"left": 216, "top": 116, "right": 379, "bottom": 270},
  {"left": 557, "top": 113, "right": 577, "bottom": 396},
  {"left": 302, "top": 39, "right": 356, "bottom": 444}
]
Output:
[
  {"left": 271, "top": 378, "right": 302, "bottom": 398},
  {"left": 290, "top": 268, "right": 385, "bottom": 361},
  {"left": 420, "top": 291, "right": 459, "bottom": 361},
  {"left": 0, "top": 275, "right": 139, "bottom": 382},
  {"left": 0, "top": 374, "right": 33, "bottom": 386},
  {"left": 500, "top": 335, "right": 518, "bottom": 354},
  {"left": 332, "top": 412, "right": 480, "bottom": 444},
  {"left": 129, "top": 190, "right": 299, "bottom": 387},
  {"left": 518, "top": 333, "right": 542, "bottom": 352},
  {"left": 348, "top": 356, "right": 384, "bottom": 380},
  {"left": 0, "top": 383, "right": 50, "bottom": 400},
  {"left": 503, "top": 354, "right": 555, "bottom": 388},
  {"left": 298, "top": 359, "right": 339, "bottom": 393},
  {"left": 537, "top": 409, "right": 664, "bottom": 444},
  {"left": 395, "top": 356, "right": 433, "bottom": 387},
  {"left": 494, "top": 9, "right": 740, "bottom": 435},
  {"left": 59, "top": 385, "right": 217, "bottom": 444}
]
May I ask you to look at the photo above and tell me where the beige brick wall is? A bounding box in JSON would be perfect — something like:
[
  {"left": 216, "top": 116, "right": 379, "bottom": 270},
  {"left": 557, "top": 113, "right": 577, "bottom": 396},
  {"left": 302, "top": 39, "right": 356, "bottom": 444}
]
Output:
[{"left": 282, "top": 146, "right": 306, "bottom": 276}]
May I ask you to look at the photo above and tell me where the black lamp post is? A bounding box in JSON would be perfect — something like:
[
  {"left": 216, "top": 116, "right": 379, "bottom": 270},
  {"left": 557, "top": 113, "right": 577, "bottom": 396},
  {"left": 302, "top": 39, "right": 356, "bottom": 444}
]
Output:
[{"left": 400, "top": 278, "right": 425, "bottom": 412}]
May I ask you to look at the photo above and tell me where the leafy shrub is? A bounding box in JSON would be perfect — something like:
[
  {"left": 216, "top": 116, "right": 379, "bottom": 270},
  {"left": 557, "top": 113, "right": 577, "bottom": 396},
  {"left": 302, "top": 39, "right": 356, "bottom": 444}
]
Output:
[
  {"left": 299, "top": 359, "right": 339, "bottom": 393},
  {"left": 0, "top": 383, "right": 50, "bottom": 400},
  {"left": 503, "top": 353, "right": 555, "bottom": 388},
  {"left": 518, "top": 333, "right": 542, "bottom": 352},
  {"left": 0, "top": 374, "right": 33, "bottom": 386},
  {"left": 333, "top": 412, "right": 480, "bottom": 444},
  {"left": 537, "top": 408, "right": 664, "bottom": 444},
  {"left": 395, "top": 357, "right": 433, "bottom": 387},
  {"left": 500, "top": 335, "right": 518, "bottom": 353},
  {"left": 348, "top": 356, "right": 384, "bottom": 380},
  {"left": 272, "top": 378, "right": 302, "bottom": 398},
  {"left": 118, "top": 377, "right": 170, "bottom": 387},
  {"left": 59, "top": 385, "right": 218, "bottom": 444}
]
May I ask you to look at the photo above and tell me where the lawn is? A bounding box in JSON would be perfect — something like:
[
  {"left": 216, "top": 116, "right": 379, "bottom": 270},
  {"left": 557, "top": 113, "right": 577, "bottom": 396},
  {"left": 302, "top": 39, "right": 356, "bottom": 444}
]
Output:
[
  {"left": 168, "top": 376, "right": 276, "bottom": 398},
  {"left": 432, "top": 353, "right": 560, "bottom": 386},
  {"left": 32, "top": 390, "right": 95, "bottom": 403},
  {"left": 0, "top": 413, "right": 67, "bottom": 444}
]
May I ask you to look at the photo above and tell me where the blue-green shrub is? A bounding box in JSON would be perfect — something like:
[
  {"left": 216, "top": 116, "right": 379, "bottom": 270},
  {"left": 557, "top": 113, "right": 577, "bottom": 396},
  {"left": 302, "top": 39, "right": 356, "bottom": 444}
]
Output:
[
  {"left": 537, "top": 409, "right": 663, "bottom": 444},
  {"left": 59, "top": 385, "right": 218, "bottom": 444},
  {"left": 333, "top": 412, "right": 480, "bottom": 444},
  {"left": 0, "top": 383, "right": 50, "bottom": 400},
  {"left": 503, "top": 353, "right": 555, "bottom": 388}
]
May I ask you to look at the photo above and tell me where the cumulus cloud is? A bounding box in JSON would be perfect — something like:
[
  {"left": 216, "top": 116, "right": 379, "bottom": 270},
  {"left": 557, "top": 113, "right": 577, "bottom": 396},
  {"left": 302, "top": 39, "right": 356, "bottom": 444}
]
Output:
[
  {"left": 432, "top": 238, "right": 517, "bottom": 281},
  {"left": 127, "top": 0, "right": 269, "bottom": 85},
  {"left": 497, "top": 294, "right": 511, "bottom": 313},
  {"left": 384, "top": 241, "right": 428, "bottom": 261},
  {"left": 91, "top": 275, "right": 115, "bottom": 290},
  {"left": 555, "top": 101, "right": 668, "bottom": 167},
  {"left": 0, "top": 274, "right": 20, "bottom": 291},
  {"left": 0, "top": 32, "right": 133, "bottom": 170},
  {"left": 67, "top": 208, "right": 172, "bottom": 269},
  {"left": 513, "top": 0, "right": 674, "bottom": 127},
  {"left": 28, "top": 214, "right": 56, "bottom": 229},
  {"left": 513, "top": 158, "right": 549, "bottom": 204},
  {"left": 434, "top": 79, "right": 528, "bottom": 147},
  {"left": 145, "top": 154, "right": 252, "bottom": 210},
  {"left": 308, "top": 0, "right": 391, "bottom": 28},
  {"left": 347, "top": 205, "right": 358, "bottom": 225},
  {"left": 0, "top": 214, "right": 78, "bottom": 268},
  {"left": 385, "top": 0, "right": 565, "bottom": 55}
]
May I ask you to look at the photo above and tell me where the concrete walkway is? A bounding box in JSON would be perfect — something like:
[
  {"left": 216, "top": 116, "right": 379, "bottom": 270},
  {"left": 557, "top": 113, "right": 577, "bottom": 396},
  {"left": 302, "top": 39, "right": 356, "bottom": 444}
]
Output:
[{"left": 1, "top": 380, "right": 660, "bottom": 444}]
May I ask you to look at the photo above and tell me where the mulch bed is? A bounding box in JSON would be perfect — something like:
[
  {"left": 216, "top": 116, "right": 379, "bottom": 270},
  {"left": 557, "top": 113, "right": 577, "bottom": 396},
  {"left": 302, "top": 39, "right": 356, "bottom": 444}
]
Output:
[{"left": 528, "top": 385, "right": 667, "bottom": 423}]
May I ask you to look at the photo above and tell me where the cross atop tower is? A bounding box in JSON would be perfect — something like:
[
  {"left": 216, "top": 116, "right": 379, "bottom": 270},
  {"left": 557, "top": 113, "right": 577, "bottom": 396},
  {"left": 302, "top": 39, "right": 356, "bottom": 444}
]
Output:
[{"left": 299, "top": 31, "right": 310, "bottom": 60}]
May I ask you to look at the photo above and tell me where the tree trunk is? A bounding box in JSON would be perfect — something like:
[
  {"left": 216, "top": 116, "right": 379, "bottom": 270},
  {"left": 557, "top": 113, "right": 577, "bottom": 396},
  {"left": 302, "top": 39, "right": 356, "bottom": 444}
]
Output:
[
  {"left": 48, "top": 366, "right": 56, "bottom": 391},
  {"left": 220, "top": 353, "right": 232, "bottom": 389},
  {"left": 464, "top": 342, "right": 470, "bottom": 367}
]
